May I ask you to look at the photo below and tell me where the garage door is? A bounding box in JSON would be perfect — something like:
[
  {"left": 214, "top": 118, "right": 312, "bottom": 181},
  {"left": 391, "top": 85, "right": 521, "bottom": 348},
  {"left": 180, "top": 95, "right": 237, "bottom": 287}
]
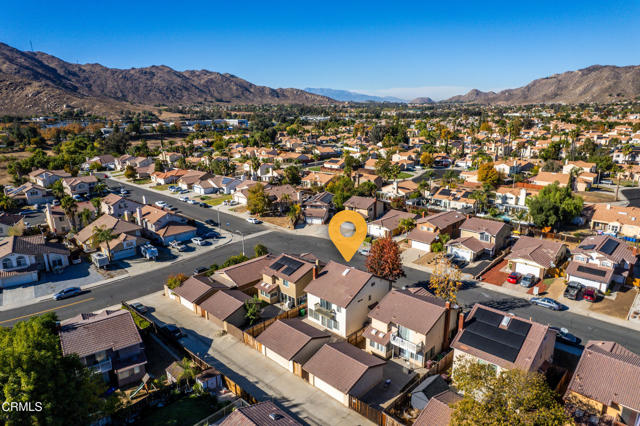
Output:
[
  {"left": 180, "top": 297, "right": 195, "bottom": 312},
  {"left": 265, "top": 348, "right": 291, "bottom": 370},
  {"left": 515, "top": 263, "right": 541, "bottom": 278},
  {"left": 449, "top": 247, "right": 471, "bottom": 261},
  {"left": 567, "top": 275, "right": 608, "bottom": 292},
  {"left": 411, "top": 241, "right": 432, "bottom": 252},
  {"left": 313, "top": 376, "right": 348, "bottom": 405}
]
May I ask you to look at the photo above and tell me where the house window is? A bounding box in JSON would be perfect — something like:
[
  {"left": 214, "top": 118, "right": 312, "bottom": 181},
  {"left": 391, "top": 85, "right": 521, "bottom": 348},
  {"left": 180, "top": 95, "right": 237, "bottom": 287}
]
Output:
[
  {"left": 2, "top": 258, "right": 12, "bottom": 269},
  {"left": 479, "top": 232, "right": 490, "bottom": 242},
  {"left": 397, "top": 325, "right": 412, "bottom": 341},
  {"left": 133, "top": 366, "right": 141, "bottom": 375},
  {"left": 319, "top": 299, "right": 332, "bottom": 310},
  {"left": 602, "top": 261, "right": 612, "bottom": 268},
  {"left": 15, "top": 256, "right": 26, "bottom": 268},
  {"left": 118, "top": 370, "right": 131, "bottom": 380},
  {"left": 282, "top": 279, "right": 289, "bottom": 287},
  {"left": 95, "top": 351, "right": 107, "bottom": 362}
]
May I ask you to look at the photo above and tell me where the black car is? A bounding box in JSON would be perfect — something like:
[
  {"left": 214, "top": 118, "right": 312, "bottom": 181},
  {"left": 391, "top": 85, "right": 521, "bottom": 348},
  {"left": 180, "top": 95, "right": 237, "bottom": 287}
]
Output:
[
  {"left": 162, "top": 324, "right": 184, "bottom": 340},
  {"left": 205, "top": 219, "right": 218, "bottom": 226},
  {"left": 202, "top": 231, "right": 220, "bottom": 239},
  {"left": 550, "top": 327, "right": 581, "bottom": 346},
  {"left": 193, "top": 266, "right": 208, "bottom": 275},
  {"left": 563, "top": 281, "right": 584, "bottom": 300}
]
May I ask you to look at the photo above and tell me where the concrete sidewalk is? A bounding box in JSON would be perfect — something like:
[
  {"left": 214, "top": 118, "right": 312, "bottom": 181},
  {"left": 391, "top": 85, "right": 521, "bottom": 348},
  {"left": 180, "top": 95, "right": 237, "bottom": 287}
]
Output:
[{"left": 134, "top": 291, "right": 374, "bottom": 426}]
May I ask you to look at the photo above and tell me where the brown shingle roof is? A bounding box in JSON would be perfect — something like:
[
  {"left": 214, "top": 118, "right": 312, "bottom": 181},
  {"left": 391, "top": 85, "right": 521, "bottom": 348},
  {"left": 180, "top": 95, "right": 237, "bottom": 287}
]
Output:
[
  {"left": 303, "top": 342, "right": 385, "bottom": 394},
  {"left": 172, "top": 276, "right": 223, "bottom": 304},
  {"left": 417, "top": 211, "right": 466, "bottom": 230},
  {"left": 220, "top": 401, "right": 302, "bottom": 426},
  {"left": 213, "top": 254, "right": 276, "bottom": 288},
  {"left": 262, "top": 254, "right": 315, "bottom": 283},
  {"left": 369, "top": 209, "right": 418, "bottom": 231},
  {"left": 198, "top": 290, "right": 250, "bottom": 321},
  {"left": 566, "top": 340, "right": 640, "bottom": 411},
  {"left": 413, "top": 390, "right": 463, "bottom": 426},
  {"left": 304, "top": 261, "right": 374, "bottom": 308},
  {"left": 460, "top": 217, "right": 508, "bottom": 236},
  {"left": 0, "top": 235, "right": 69, "bottom": 258},
  {"left": 368, "top": 289, "right": 447, "bottom": 335},
  {"left": 506, "top": 236, "right": 566, "bottom": 269},
  {"left": 59, "top": 309, "right": 142, "bottom": 358},
  {"left": 343, "top": 195, "right": 376, "bottom": 210},
  {"left": 256, "top": 319, "right": 330, "bottom": 361}
]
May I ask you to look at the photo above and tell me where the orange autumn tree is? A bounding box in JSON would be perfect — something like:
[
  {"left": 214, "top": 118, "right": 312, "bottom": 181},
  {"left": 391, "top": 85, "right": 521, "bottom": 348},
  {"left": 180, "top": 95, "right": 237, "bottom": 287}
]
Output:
[{"left": 365, "top": 236, "right": 405, "bottom": 284}]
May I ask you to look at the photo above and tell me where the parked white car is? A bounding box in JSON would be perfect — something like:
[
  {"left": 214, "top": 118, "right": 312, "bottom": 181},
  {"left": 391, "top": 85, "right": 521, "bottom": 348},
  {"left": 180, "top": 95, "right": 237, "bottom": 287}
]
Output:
[
  {"left": 187, "top": 199, "right": 198, "bottom": 205},
  {"left": 155, "top": 200, "right": 167, "bottom": 208},
  {"left": 178, "top": 196, "right": 189, "bottom": 202},
  {"left": 191, "top": 237, "right": 206, "bottom": 246},
  {"left": 246, "top": 217, "right": 262, "bottom": 224},
  {"left": 169, "top": 240, "right": 186, "bottom": 251}
]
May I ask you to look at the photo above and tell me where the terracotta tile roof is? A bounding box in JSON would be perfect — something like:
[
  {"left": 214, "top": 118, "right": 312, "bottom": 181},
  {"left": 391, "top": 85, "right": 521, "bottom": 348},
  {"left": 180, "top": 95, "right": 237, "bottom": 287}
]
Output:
[
  {"left": 566, "top": 340, "right": 640, "bottom": 411},
  {"left": 530, "top": 172, "right": 570, "bottom": 185},
  {"left": 0, "top": 235, "right": 69, "bottom": 258},
  {"left": 220, "top": 401, "right": 302, "bottom": 426},
  {"left": 304, "top": 261, "right": 374, "bottom": 308},
  {"left": 368, "top": 289, "right": 447, "bottom": 335},
  {"left": 198, "top": 290, "right": 250, "bottom": 321},
  {"left": 256, "top": 319, "right": 330, "bottom": 361},
  {"left": 59, "top": 309, "right": 142, "bottom": 358},
  {"left": 303, "top": 342, "right": 385, "bottom": 394},
  {"left": 75, "top": 214, "right": 142, "bottom": 245}
]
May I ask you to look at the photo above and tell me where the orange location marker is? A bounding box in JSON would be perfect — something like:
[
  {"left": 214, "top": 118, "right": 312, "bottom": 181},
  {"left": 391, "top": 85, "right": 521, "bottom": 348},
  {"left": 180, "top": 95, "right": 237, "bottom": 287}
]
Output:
[{"left": 328, "top": 210, "right": 367, "bottom": 262}]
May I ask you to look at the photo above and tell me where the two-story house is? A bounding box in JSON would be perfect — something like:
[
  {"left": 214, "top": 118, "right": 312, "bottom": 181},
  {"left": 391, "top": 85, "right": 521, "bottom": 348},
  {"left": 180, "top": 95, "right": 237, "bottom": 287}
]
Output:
[
  {"left": 564, "top": 340, "right": 640, "bottom": 425},
  {"left": 429, "top": 187, "right": 477, "bottom": 213},
  {"left": 45, "top": 201, "right": 97, "bottom": 234},
  {"left": 62, "top": 175, "right": 98, "bottom": 196},
  {"left": 0, "top": 212, "right": 24, "bottom": 237},
  {"left": 256, "top": 253, "right": 322, "bottom": 307},
  {"left": 588, "top": 204, "right": 640, "bottom": 238},
  {"left": 136, "top": 205, "right": 197, "bottom": 245},
  {"left": 28, "top": 169, "right": 71, "bottom": 187},
  {"left": 408, "top": 211, "right": 466, "bottom": 252},
  {"left": 451, "top": 304, "right": 555, "bottom": 375},
  {"left": 494, "top": 187, "right": 537, "bottom": 214},
  {"left": 0, "top": 235, "right": 70, "bottom": 288},
  {"left": 446, "top": 217, "right": 511, "bottom": 261},
  {"left": 364, "top": 289, "right": 459, "bottom": 367},
  {"left": 59, "top": 309, "right": 147, "bottom": 387},
  {"left": 565, "top": 235, "right": 637, "bottom": 292},
  {"left": 305, "top": 261, "right": 391, "bottom": 338},
  {"left": 74, "top": 214, "right": 143, "bottom": 253},
  {"left": 343, "top": 196, "right": 384, "bottom": 221},
  {"left": 100, "top": 194, "right": 143, "bottom": 218},
  {"left": 5, "top": 182, "right": 53, "bottom": 206},
  {"left": 506, "top": 236, "right": 568, "bottom": 279}
]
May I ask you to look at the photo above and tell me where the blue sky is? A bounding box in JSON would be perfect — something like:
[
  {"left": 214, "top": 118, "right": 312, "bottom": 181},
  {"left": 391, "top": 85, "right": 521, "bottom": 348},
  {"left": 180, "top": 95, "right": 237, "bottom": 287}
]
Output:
[{"left": 2, "top": 1, "right": 638, "bottom": 100}]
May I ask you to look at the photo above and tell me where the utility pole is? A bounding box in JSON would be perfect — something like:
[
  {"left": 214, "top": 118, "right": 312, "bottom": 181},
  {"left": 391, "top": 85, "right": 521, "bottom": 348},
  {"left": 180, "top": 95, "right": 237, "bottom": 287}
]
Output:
[{"left": 237, "top": 230, "right": 245, "bottom": 256}]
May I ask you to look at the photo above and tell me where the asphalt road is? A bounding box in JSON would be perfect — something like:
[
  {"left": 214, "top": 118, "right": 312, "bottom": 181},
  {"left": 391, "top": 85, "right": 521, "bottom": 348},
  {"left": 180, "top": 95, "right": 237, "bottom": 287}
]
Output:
[
  {"left": 105, "top": 178, "right": 265, "bottom": 235},
  {"left": 2, "top": 231, "right": 640, "bottom": 354}
]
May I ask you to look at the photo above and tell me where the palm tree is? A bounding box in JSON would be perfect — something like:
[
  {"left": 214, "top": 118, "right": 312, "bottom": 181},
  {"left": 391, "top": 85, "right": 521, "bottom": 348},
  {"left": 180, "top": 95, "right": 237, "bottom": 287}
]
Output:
[
  {"left": 93, "top": 182, "right": 107, "bottom": 196},
  {"left": 250, "top": 157, "right": 261, "bottom": 179},
  {"left": 60, "top": 196, "right": 78, "bottom": 230},
  {"left": 51, "top": 180, "right": 65, "bottom": 199},
  {"left": 399, "top": 218, "right": 416, "bottom": 240},
  {"left": 280, "top": 193, "right": 291, "bottom": 214},
  {"left": 90, "top": 197, "right": 102, "bottom": 216},
  {"left": 287, "top": 204, "right": 302, "bottom": 227},
  {"left": 79, "top": 209, "right": 93, "bottom": 228},
  {"left": 92, "top": 226, "right": 116, "bottom": 260}
]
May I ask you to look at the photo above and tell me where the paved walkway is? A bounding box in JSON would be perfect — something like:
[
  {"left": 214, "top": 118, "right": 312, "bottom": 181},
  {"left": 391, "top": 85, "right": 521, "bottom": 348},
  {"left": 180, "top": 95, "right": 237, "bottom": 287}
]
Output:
[{"left": 134, "top": 292, "right": 374, "bottom": 426}]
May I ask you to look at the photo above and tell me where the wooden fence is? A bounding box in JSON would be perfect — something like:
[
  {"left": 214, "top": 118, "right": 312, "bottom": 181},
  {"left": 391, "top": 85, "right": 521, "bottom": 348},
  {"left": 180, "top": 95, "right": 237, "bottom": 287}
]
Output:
[
  {"left": 346, "top": 327, "right": 366, "bottom": 348},
  {"left": 244, "top": 303, "right": 308, "bottom": 337},
  {"left": 348, "top": 396, "right": 406, "bottom": 426}
]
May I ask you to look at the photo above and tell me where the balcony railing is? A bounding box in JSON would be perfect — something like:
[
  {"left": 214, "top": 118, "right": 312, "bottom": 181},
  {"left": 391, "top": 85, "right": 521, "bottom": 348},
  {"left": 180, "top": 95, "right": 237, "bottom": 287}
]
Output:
[
  {"left": 89, "top": 358, "right": 112, "bottom": 373},
  {"left": 313, "top": 303, "right": 336, "bottom": 320},
  {"left": 390, "top": 333, "right": 423, "bottom": 353}
]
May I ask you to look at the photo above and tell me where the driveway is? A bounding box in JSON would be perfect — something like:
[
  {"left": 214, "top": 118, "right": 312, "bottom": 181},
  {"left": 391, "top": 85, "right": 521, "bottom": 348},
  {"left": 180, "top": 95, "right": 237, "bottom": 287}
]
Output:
[
  {"left": 135, "top": 292, "right": 374, "bottom": 426},
  {"left": 462, "top": 259, "right": 492, "bottom": 277}
]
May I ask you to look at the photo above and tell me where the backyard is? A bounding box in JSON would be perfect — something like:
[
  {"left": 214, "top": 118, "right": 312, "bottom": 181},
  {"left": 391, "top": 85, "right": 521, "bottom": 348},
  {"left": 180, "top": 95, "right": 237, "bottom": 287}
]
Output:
[{"left": 136, "top": 394, "right": 219, "bottom": 426}]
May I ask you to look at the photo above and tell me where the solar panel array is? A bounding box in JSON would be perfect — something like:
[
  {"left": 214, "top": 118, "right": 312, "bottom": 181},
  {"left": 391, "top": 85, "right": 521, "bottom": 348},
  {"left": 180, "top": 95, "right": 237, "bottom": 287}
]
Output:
[
  {"left": 600, "top": 239, "right": 619, "bottom": 255},
  {"left": 458, "top": 308, "right": 531, "bottom": 363},
  {"left": 577, "top": 265, "right": 608, "bottom": 277},
  {"left": 270, "top": 256, "right": 304, "bottom": 276}
]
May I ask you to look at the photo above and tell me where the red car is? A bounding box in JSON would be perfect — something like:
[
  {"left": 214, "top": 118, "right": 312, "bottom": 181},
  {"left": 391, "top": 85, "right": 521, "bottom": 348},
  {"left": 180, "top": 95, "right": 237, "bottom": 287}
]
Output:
[
  {"left": 583, "top": 288, "right": 597, "bottom": 302},
  {"left": 507, "top": 272, "right": 521, "bottom": 284}
]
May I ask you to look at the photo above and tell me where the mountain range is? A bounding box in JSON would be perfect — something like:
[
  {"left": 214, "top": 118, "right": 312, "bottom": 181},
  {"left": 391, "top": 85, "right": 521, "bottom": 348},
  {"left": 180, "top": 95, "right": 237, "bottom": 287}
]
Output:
[
  {"left": 304, "top": 88, "right": 406, "bottom": 103},
  {"left": 444, "top": 65, "right": 640, "bottom": 104},
  {"left": 0, "top": 42, "right": 332, "bottom": 116}
]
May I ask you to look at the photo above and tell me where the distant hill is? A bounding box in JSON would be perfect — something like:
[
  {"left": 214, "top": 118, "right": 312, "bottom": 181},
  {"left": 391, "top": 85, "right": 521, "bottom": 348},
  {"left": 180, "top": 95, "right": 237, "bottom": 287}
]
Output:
[
  {"left": 304, "top": 88, "right": 406, "bottom": 103},
  {"left": 409, "top": 97, "right": 435, "bottom": 104},
  {"left": 444, "top": 65, "right": 640, "bottom": 104},
  {"left": 0, "top": 42, "right": 333, "bottom": 116}
]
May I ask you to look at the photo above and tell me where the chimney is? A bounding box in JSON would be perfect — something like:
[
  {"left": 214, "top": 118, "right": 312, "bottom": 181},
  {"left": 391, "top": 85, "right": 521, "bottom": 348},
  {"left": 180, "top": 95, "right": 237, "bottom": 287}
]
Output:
[
  {"left": 633, "top": 246, "right": 638, "bottom": 256},
  {"left": 123, "top": 210, "right": 130, "bottom": 222},
  {"left": 606, "top": 204, "right": 611, "bottom": 210},
  {"left": 313, "top": 266, "right": 317, "bottom": 280},
  {"left": 136, "top": 207, "right": 143, "bottom": 226},
  {"left": 457, "top": 312, "right": 465, "bottom": 332},
  {"left": 443, "top": 301, "right": 452, "bottom": 349},
  {"left": 422, "top": 211, "right": 425, "bottom": 218}
]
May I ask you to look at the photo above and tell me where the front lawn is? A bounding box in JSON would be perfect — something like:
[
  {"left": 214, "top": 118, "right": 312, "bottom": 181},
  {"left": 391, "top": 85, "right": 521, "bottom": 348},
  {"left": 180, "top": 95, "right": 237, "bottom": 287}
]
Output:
[
  {"left": 203, "top": 194, "right": 232, "bottom": 206},
  {"left": 137, "top": 394, "right": 218, "bottom": 426},
  {"left": 154, "top": 184, "right": 170, "bottom": 191},
  {"left": 308, "top": 166, "right": 322, "bottom": 171},
  {"left": 397, "top": 172, "right": 413, "bottom": 179},
  {"left": 132, "top": 178, "right": 151, "bottom": 184}
]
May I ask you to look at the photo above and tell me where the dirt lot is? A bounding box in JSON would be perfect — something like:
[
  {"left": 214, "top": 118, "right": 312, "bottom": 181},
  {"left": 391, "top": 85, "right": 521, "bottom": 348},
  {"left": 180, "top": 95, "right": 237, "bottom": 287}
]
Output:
[
  {"left": 413, "top": 252, "right": 438, "bottom": 266},
  {"left": 576, "top": 190, "right": 617, "bottom": 203},
  {"left": 0, "top": 149, "right": 54, "bottom": 185},
  {"left": 230, "top": 206, "right": 248, "bottom": 214},
  {"left": 260, "top": 215, "right": 293, "bottom": 229},
  {"left": 589, "top": 286, "right": 638, "bottom": 319}
]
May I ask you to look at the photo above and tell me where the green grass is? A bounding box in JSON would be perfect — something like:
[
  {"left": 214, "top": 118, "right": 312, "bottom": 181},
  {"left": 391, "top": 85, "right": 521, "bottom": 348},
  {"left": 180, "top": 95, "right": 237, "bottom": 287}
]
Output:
[
  {"left": 137, "top": 395, "right": 217, "bottom": 426},
  {"left": 133, "top": 178, "right": 151, "bottom": 184},
  {"left": 397, "top": 172, "right": 413, "bottom": 179},
  {"left": 121, "top": 305, "right": 151, "bottom": 330},
  {"left": 204, "top": 194, "right": 232, "bottom": 206},
  {"left": 154, "top": 184, "right": 170, "bottom": 191},
  {"left": 308, "top": 166, "right": 322, "bottom": 171}
]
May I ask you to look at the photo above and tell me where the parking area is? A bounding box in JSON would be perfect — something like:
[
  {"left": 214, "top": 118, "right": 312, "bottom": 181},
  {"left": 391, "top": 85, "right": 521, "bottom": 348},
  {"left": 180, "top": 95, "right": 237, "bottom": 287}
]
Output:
[{"left": 133, "top": 291, "right": 374, "bottom": 426}]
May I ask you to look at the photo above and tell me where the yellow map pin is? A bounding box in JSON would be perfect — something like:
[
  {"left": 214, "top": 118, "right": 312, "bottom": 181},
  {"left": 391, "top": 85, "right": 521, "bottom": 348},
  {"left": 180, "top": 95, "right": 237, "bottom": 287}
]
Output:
[{"left": 328, "top": 210, "right": 367, "bottom": 262}]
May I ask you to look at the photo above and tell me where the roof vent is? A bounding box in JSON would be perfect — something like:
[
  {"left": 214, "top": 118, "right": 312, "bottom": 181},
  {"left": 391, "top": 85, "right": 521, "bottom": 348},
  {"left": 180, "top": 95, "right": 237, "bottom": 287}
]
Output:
[
  {"left": 342, "top": 268, "right": 350, "bottom": 276},
  {"left": 269, "top": 413, "right": 284, "bottom": 420},
  {"left": 500, "top": 316, "right": 511, "bottom": 328}
]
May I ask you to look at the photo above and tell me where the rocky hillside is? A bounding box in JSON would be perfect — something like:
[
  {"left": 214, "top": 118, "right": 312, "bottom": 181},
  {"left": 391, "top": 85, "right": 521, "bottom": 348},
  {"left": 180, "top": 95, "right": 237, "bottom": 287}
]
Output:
[
  {"left": 444, "top": 65, "right": 640, "bottom": 104},
  {"left": 409, "top": 97, "right": 435, "bottom": 104},
  {"left": 0, "top": 43, "right": 332, "bottom": 115}
]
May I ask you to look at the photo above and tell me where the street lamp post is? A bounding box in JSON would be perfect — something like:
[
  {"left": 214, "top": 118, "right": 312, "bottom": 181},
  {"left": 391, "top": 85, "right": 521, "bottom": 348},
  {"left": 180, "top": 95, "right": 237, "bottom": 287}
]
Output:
[{"left": 236, "top": 230, "right": 245, "bottom": 256}]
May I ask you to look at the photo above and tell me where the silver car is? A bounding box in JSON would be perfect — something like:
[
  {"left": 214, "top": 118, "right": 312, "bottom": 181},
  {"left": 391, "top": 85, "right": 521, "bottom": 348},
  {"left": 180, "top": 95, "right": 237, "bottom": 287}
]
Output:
[{"left": 530, "top": 297, "right": 562, "bottom": 311}]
